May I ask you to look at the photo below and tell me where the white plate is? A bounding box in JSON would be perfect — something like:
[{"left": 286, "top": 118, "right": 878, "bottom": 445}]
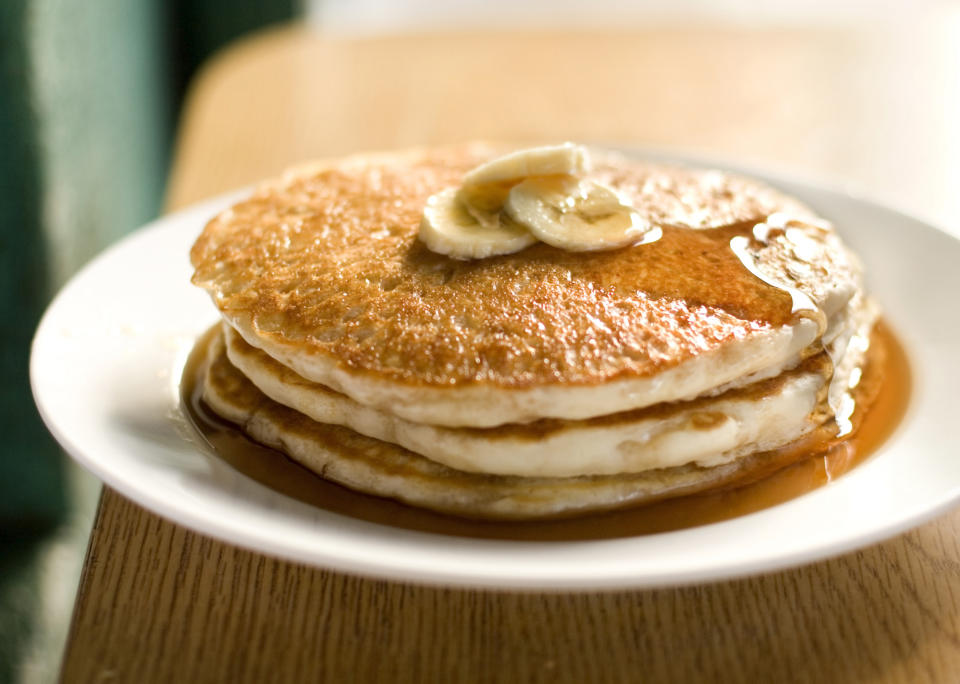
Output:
[{"left": 30, "top": 160, "right": 960, "bottom": 590}]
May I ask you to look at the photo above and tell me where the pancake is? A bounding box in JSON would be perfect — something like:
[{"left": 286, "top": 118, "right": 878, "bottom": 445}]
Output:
[
  {"left": 190, "top": 144, "right": 862, "bottom": 428},
  {"left": 223, "top": 323, "right": 838, "bottom": 477},
  {"left": 189, "top": 143, "right": 881, "bottom": 519},
  {"left": 200, "top": 330, "right": 845, "bottom": 520}
]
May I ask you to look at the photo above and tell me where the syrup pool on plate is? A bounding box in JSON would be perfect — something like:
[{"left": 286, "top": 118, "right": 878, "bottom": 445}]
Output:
[{"left": 180, "top": 321, "right": 909, "bottom": 542}]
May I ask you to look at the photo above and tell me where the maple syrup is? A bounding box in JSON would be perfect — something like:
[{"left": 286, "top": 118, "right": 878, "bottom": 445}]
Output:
[{"left": 180, "top": 321, "right": 909, "bottom": 541}]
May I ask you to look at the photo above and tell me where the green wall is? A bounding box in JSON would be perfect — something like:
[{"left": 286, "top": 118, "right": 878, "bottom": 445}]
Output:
[{"left": 0, "top": 0, "right": 297, "bottom": 530}]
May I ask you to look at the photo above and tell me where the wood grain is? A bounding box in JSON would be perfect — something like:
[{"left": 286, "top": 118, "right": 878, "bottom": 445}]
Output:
[{"left": 63, "top": 23, "right": 960, "bottom": 682}]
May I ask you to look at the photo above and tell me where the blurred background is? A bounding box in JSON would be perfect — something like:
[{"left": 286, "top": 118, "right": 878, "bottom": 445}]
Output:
[
  {"left": 1, "top": 3, "right": 296, "bottom": 681},
  {"left": 1, "top": 0, "right": 958, "bottom": 681}
]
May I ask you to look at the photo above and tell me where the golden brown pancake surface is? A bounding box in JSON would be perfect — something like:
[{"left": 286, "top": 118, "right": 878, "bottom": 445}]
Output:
[{"left": 190, "top": 145, "right": 856, "bottom": 390}]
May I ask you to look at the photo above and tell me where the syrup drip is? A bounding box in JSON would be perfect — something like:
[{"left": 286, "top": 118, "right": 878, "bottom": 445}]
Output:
[
  {"left": 730, "top": 214, "right": 826, "bottom": 328},
  {"left": 731, "top": 212, "right": 874, "bottom": 438}
]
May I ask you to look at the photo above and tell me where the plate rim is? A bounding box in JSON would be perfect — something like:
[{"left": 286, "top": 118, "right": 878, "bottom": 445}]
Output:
[{"left": 30, "top": 153, "right": 960, "bottom": 590}]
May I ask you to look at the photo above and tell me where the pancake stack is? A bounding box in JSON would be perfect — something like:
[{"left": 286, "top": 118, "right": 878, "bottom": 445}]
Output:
[{"left": 190, "top": 144, "right": 878, "bottom": 519}]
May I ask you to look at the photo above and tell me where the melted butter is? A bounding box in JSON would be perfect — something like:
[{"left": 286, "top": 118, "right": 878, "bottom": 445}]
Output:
[
  {"left": 729, "top": 214, "right": 827, "bottom": 333},
  {"left": 729, "top": 235, "right": 823, "bottom": 321},
  {"left": 727, "top": 212, "right": 867, "bottom": 439},
  {"left": 181, "top": 321, "right": 909, "bottom": 541},
  {"left": 731, "top": 212, "right": 870, "bottom": 437},
  {"left": 828, "top": 322, "right": 873, "bottom": 437}
]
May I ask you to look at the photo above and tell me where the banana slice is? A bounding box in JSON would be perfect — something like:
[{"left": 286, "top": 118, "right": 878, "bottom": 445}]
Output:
[
  {"left": 460, "top": 143, "right": 591, "bottom": 211},
  {"left": 419, "top": 187, "right": 537, "bottom": 260},
  {"left": 505, "top": 176, "right": 658, "bottom": 252}
]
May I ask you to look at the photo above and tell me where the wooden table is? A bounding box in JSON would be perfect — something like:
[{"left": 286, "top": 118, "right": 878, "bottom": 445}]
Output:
[{"left": 62, "top": 23, "right": 960, "bottom": 682}]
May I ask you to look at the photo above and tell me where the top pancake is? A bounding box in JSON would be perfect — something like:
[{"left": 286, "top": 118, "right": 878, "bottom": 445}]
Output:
[{"left": 191, "top": 145, "right": 863, "bottom": 427}]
